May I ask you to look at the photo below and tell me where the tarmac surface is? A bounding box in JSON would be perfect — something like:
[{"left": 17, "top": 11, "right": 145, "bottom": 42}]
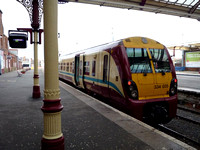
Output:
[{"left": 0, "top": 69, "right": 196, "bottom": 150}]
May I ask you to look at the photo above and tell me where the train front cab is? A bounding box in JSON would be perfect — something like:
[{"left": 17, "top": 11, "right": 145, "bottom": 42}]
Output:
[{"left": 123, "top": 37, "right": 177, "bottom": 124}]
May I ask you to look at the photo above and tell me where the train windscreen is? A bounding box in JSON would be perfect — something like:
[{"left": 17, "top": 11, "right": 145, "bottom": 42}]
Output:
[
  {"left": 149, "top": 49, "right": 171, "bottom": 73},
  {"left": 126, "top": 48, "right": 152, "bottom": 73}
]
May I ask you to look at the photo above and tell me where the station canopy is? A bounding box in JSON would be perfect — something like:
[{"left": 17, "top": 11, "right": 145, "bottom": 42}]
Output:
[
  {"left": 168, "top": 43, "right": 200, "bottom": 50},
  {"left": 66, "top": 0, "right": 200, "bottom": 20}
]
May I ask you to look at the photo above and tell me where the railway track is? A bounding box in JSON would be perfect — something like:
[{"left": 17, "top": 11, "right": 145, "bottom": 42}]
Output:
[
  {"left": 155, "top": 106, "right": 200, "bottom": 149},
  {"left": 157, "top": 124, "right": 200, "bottom": 149},
  {"left": 178, "top": 105, "right": 200, "bottom": 115},
  {"left": 176, "top": 106, "right": 200, "bottom": 125},
  {"left": 176, "top": 115, "right": 200, "bottom": 126},
  {"left": 176, "top": 106, "right": 200, "bottom": 127}
]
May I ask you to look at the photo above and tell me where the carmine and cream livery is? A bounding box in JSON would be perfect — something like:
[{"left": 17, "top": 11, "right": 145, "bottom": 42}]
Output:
[{"left": 59, "top": 37, "right": 178, "bottom": 124}]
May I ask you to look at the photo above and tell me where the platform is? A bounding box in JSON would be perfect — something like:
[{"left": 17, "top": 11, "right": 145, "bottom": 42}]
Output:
[
  {"left": 176, "top": 71, "right": 200, "bottom": 94},
  {"left": 0, "top": 69, "right": 196, "bottom": 150}
]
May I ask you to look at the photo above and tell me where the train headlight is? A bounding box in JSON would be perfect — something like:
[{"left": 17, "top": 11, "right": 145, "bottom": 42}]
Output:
[
  {"left": 169, "top": 78, "right": 177, "bottom": 96},
  {"left": 126, "top": 80, "right": 138, "bottom": 100},
  {"left": 129, "top": 86, "right": 134, "bottom": 91},
  {"left": 131, "top": 90, "right": 138, "bottom": 98},
  {"left": 170, "top": 87, "right": 175, "bottom": 95}
]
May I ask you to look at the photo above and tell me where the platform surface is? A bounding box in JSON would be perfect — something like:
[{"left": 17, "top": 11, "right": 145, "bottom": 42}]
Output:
[{"left": 0, "top": 69, "right": 196, "bottom": 150}]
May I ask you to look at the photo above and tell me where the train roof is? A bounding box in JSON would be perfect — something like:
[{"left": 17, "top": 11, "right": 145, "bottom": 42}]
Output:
[
  {"left": 123, "top": 37, "right": 164, "bottom": 49},
  {"left": 60, "top": 37, "right": 165, "bottom": 60},
  {"left": 60, "top": 39, "right": 122, "bottom": 59}
]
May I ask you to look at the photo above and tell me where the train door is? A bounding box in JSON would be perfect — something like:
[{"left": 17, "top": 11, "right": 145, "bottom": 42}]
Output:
[
  {"left": 74, "top": 55, "right": 80, "bottom": 86},
  {"left": 102, "top": 51, "right": 110, "bottom": 98},
  {"left": 79, "top": 54, "right": 85, "bottom": 88}
]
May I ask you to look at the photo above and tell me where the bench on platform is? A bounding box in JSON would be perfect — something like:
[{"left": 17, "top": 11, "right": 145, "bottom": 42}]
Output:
[{"left": 17, "top": 70, "right": 22, "bottom": 77}]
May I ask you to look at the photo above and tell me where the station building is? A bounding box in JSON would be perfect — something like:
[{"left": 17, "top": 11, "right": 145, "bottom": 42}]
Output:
[{"left": 0, "top": 9, "right": 21, "bottom": 75}]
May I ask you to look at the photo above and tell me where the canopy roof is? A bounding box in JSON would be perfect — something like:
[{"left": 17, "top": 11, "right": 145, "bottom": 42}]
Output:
[
  {"left": 168, "top": 43, "right": 200, "bottom": 50},
  {"left": 66, "top": 0, "right": 200, "bottom": 20}
]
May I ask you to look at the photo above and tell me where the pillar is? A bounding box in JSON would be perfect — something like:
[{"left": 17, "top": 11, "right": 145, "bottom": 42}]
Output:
[
  {"left": 32, "top": 31, "right": 41, "bottom": 98},
  {"left": 41, "top": 0, "right": 64, "bottom": 149}
]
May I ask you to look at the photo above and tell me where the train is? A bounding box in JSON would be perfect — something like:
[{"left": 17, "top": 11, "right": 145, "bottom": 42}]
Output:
[{"left": 59, "top": 37, "right": 178, "bottom": 124}]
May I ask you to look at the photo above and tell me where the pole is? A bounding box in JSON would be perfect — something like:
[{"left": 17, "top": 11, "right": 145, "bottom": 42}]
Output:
[
  {"left": 32, "top": 0, "right": 40, "bottom": 98},
  {"left": 41, "top": 0, "right": 64, "bottom": 149},
  {"left": 32, "top": 31, "right": 41, "bottom": 98}
]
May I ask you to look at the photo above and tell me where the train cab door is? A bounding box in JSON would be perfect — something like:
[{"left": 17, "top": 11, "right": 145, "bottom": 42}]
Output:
[
  {"left": 79, "top": 54, "right": 85, "bottom": 89},
  {"left": 74, "top": 55, "right": 80, "bottom": 86},
  {"left": 102, "top": 51, "right": 110, "bottom": 98}
]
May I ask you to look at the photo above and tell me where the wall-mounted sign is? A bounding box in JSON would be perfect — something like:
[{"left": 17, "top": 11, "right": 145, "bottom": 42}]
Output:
[
  {"left": 8, "top": 30, "right": 28, "bottom": 48},
  {"left": 185, "top": 51, "right": 200, "bottom": 68}
]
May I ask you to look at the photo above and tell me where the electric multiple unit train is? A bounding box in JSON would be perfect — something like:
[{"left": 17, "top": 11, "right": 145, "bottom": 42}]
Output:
[{"left": 59, "top": 37, "right": 178, "bottom": 124}]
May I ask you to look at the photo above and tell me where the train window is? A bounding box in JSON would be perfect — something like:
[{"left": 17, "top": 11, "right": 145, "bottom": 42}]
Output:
[
  {"left": 61, "top": 63, "right": 63, "bottom": 70},
  {"left": 92, "top": 60, "right": 96, "bottom": 76},
  {"left": 103, "top": 55, "right": 108, "bottom": 82},
  {"left": 149, "top": 49, "right": 171, "bottom": 73},
  {"left": 80, "top": 61, "right": 82, "bottom": 76},
  {"left": 66, "top": 63, "right": 69, "bottom": 72},
  {"left": 72, "top": 61, "right": 74, "bottom": 73},
  {"left": 126, "top": 48, "right": 152, "bottom": 73},
  {"left": 84, "top": 61, "right": 90, "bottom": 75},
  {"left": 70, "top": 62, "right": 72, "bottom": 72},
  {"left": 64, "top": 63, "right": 66, "bottom": 71}
]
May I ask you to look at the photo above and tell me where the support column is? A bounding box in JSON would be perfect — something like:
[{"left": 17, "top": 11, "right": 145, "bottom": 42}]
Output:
[
  {"left": 32, "top": 31, "right": 41, "bottom": 98},
  {"left": 41, "top": 0, "right": 64, "bottom": 149}
]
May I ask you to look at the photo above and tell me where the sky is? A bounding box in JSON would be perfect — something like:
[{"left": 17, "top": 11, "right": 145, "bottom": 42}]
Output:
[{"left": 1, "top": 0, "right": 200, "bottom": 60}]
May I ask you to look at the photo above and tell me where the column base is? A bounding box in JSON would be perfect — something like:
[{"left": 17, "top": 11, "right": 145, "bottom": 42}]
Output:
[
  {"left": 32, "top": 85, "right": 41, "bottom": 98},
  {"left": 41, "top": 136, "right": 64, "bottom": 150}
]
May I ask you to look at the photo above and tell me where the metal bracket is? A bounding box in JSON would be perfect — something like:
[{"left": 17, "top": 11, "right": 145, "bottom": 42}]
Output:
[{"left": 17, "top": 28, "right": 43, "bottom": 44}]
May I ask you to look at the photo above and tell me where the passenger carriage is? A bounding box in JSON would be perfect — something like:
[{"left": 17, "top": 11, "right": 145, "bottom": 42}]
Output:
[{"left": 59, "top": 37, "right": 177, "bottom": 124}]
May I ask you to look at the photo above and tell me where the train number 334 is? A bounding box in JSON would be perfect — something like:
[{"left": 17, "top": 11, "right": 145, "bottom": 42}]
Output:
[{"left": 154, "top": 84, "right": 168, "bottom": 89}]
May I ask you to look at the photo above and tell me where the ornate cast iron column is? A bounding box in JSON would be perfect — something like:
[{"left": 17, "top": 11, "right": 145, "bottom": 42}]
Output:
[
  {"left": 17, "top": 0, "right": 43, "bottom": 98},
  {"left": 32, "top": 30, "right": 40, "bottom": 98},
  {"left": 41, "top": 0, "right": 64, "bottom": 149},
  {"left": 17, "top": 0, "right": 65, "bottom": 149}
]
